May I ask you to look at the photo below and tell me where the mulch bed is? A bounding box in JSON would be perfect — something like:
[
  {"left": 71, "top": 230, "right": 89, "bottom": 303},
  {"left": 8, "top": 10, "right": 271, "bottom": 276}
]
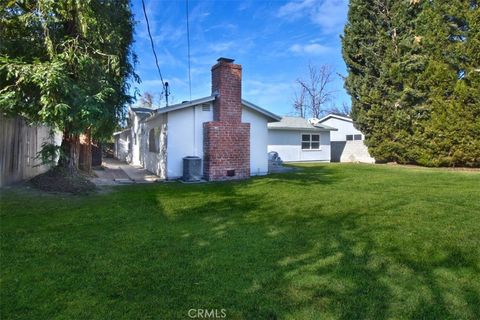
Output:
[{"left": 30, "top": 167, "right": 97, "bottom": 194}]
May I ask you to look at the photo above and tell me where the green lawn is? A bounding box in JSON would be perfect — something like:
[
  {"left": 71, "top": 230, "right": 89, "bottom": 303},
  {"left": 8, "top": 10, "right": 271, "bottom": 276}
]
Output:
[{"left": 1, "top": 164, "right": 479, "bottom": 319}]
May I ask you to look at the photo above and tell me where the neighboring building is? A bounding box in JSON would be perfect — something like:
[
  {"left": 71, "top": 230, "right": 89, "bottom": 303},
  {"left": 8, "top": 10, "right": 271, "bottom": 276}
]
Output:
[
  {"left": 267, "top": 117, "right": 336, "bottom": 162},
  {"left": 114, "top": 58, "right": 281, "bottom": 181},
  {"left": 317, "top": 113, "right": 375, "bottom": 163}
]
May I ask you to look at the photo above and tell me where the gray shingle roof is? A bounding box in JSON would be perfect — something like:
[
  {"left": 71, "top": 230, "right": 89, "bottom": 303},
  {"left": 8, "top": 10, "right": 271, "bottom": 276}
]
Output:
[{"left": 268, "top": 117, "right": 337, "bottom": 131}]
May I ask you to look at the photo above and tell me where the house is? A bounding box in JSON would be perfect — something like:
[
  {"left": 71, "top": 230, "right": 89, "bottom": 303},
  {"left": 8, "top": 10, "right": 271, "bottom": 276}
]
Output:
[
  {"left": 114, "top": 58, "right": 281, "bottom": 181},
  {"left": 317, "top": 113, "right": 375, "bottom": 163},
  {"left": 267, "top": 117, "right": 337, "bottom": 162}
]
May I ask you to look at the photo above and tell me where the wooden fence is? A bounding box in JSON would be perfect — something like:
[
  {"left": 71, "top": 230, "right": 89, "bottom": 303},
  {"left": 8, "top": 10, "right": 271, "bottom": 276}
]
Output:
[{"left": 0, "top": 113, "right": 61, "bottom": 187}]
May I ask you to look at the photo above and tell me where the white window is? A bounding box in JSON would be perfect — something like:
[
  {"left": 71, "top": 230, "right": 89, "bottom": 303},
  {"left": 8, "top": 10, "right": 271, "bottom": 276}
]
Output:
[{"left": 301, "top": 134, "right": 320, "bottom": 150}]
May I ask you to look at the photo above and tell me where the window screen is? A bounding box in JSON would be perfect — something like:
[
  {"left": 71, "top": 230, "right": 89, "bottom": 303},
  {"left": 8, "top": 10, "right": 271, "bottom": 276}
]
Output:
[{"left": 301, "top": 134, "right": 320, "bottom": 150}]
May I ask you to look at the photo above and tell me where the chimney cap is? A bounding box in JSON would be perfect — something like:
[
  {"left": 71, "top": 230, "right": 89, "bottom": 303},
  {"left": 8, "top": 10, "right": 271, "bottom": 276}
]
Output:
[{"left": 217, "top": 57, "right": 235, "bottom": 63}]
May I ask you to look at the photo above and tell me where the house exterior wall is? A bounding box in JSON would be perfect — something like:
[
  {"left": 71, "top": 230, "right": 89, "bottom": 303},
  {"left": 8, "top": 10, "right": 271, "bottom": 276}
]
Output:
[
  {"left": 241, "top": 107, "right": 269, "bottom": 176},
  {"left": 166, "top": 104, "right": 213, "bottom": 179},
  {"left": 114, "top": 130, "right": 131, "bottom": 162},
  {"left": 130, "top": 115, "right": 142, "bottom": 166},
  {"left": 340, "top": 140, "right": 375, "bottom": 163},
  {"left": 320, "top": 117, "right": 374, "bottom": 163},
  {"left": 143, "top": 114, "right": 167, "bottom": 179},
  {"left": 268, "top": 130, "right": 331, "bottom": 162},
  {"left": 321, "top": 117, "right": 364, "bottom": 141}
]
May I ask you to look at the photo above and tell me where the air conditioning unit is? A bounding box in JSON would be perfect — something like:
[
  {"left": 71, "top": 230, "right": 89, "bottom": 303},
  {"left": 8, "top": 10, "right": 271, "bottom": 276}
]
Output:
[{"left": 183, "top": 156, "right": 202, "bottom": 182}]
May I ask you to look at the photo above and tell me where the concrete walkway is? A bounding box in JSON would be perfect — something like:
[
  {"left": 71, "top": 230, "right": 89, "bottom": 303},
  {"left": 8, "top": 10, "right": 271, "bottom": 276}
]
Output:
[{"left": 91, "top": 158, "right": 162, "bottom": 186}]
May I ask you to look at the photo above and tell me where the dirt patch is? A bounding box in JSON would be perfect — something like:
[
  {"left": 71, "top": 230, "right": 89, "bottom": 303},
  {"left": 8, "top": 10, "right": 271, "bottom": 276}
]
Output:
[{"left": 30, "top": 167, "right": 97, "bottom": 194}]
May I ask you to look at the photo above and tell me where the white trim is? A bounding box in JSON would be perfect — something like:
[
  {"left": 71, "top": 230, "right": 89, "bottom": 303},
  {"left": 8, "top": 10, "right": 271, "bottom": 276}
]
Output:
[
  {"left": 142, "top": 95, "right": 281, "bottom": 123},
  {"left": 113, "top": 128, "right": 131, "bottom": 136},
  {"left": 318, "top": 114, "right": 353, "bottom": 123},
  {"left": 301, "top": 133, "right": 322, "bottom": 151},
  {"left": 144, "top": 96, "right": 216, "bottom": 122}
]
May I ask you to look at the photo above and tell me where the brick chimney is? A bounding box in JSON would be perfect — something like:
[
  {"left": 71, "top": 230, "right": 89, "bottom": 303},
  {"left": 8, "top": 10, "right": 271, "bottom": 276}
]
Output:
[{"left": 203, "top": 58, "right": 250, "bottom": 181}]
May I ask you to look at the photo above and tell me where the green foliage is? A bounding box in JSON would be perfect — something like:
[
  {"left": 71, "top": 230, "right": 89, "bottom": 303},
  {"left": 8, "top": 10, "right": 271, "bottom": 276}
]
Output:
[
  {"left": 34, "top": 138, "right": 63, "bottom": 168},
  {"left": 342, "top": 0, "right": 480, "bottom": 167},
  {"left": 0, "top": 0, "right": 137, "bottom": 141}
]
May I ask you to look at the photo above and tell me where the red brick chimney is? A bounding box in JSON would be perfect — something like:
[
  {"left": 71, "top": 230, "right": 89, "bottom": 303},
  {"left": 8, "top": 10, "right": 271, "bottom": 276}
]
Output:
[{"left": 203, "top": 58, "right": 250, "bottom": 181}]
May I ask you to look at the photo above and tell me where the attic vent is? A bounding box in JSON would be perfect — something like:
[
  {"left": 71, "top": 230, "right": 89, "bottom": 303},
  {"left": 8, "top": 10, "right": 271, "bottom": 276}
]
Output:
[{"left": 202, "top": 104, "right": 211, "bottom": 112}]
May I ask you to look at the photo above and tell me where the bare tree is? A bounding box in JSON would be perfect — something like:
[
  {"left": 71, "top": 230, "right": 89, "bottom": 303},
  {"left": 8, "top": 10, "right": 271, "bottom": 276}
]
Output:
[
  {"left": 139, "top": 92, "right": 154, "bottom": 108},
  {"left": 326, "top": 101, "right": 351, "bottom": 116},
  {"left": 295, "top": 63, "right": 335, "bottom": 118},
  {"left": 293, "top": 86, "right": 308, "bottom": 118}
]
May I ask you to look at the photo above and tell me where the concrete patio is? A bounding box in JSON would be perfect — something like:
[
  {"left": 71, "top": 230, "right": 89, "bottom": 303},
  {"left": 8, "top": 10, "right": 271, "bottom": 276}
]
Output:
[{"left": 91, "top": 158, "right": 162, "bottom": 185}]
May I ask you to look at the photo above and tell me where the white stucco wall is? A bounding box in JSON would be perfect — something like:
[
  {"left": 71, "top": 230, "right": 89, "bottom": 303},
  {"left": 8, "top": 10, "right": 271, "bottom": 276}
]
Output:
[
  {"left": 241, "top": 106, "right": 269, "bottom": 176},
  {"left": 114, "top": 130, "right": 131, "bottom": 162},
  {"left": 268, "top": 130, "right": 331, "bottom": 162},
  {"left": 143, "top": 114, "right": 167, "bottom": 179},
  {"left": 341, "top": 140, "right": 375, "bottom": 163},
  {"left": 166, "top": 103, "right": 213, "bottom": 179},
  {"left": 320, "top": 117, "right": 364, "bottom": 141},
  {"left": 320, "top": 117, "right": 375, "bottom": 163},
  {"left": 130, "top": 115, "right": 142, "bottom": 166}
]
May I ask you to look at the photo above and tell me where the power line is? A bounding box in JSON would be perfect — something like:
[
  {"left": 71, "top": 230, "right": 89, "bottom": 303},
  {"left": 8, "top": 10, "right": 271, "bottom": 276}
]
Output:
[
  {"left": 141, "top": 0, "right": 169, "bottom": 106},
  {"left": 186, "top": 0, "right": 192, "bottom": 101}
]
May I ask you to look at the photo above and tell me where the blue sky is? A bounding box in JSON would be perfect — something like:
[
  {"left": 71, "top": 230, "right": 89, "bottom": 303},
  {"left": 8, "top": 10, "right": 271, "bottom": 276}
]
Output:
[{"left": 130, "top": 0, "right": 350, "bottom": 116}]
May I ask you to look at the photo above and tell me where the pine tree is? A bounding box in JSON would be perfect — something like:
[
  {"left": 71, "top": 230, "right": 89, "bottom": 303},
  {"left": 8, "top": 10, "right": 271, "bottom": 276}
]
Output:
[{"left": 342, "top": 0, "right": 480, "bottom": 167}]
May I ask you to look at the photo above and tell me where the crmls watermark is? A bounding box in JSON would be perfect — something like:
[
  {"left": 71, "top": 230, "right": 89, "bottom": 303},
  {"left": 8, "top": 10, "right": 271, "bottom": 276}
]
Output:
[{"left": 188, "top": 308, "right": 227, "bottom": 318}]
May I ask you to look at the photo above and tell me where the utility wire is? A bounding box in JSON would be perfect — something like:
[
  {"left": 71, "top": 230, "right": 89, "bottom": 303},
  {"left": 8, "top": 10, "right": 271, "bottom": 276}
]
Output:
[
  {"left": 141, "top": 0, "right": 169, "bottom": 105},
  {"left": 186, "top": 0, "right": 192, "bottom": 100}
]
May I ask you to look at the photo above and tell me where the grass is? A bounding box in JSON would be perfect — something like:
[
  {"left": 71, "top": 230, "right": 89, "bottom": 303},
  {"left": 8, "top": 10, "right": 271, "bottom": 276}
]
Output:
[{"left": 1, "top": 163, "right": 479, "bottom": 319}]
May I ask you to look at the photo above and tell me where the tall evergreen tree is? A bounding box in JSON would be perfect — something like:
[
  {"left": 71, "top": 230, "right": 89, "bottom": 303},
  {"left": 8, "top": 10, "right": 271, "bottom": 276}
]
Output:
[
  {"left": 0, "top": 0, "right": 137, "bottom": 173},
  {"left": 342, "top": 0, "right": 479, "bottom": 167}
]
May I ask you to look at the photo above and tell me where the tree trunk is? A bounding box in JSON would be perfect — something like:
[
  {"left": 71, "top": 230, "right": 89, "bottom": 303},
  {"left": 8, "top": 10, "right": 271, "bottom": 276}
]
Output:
[
  {"left": 79, "top": 128, "right": 92, "bottom": 174},
  {"left": 59, "top": 130, "right": 80, "bottom": 175}
]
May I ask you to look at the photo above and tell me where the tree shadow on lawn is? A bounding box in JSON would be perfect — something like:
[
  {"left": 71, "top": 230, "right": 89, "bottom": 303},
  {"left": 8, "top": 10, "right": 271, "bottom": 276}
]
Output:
[
  {"left": 141, "top": 170, "right": 479, "bottom": 319},
  {"left": 2, "top": 166, "right": 478, "bottom": 320},
  {"left": 265, "top": 163, "right": 342, "bottom": 187}
]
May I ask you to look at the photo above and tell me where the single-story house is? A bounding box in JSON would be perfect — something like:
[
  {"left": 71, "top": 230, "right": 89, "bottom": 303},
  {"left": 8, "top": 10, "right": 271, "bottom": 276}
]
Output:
[
  {"left": 317, "top": 113, "right": 375, "bottom": 163},
  {"left": 114, "top": 58, "right": 281, "bottom": 181},
  {"left": 267, "top": 117, "right": 337, "bottom": 162}
]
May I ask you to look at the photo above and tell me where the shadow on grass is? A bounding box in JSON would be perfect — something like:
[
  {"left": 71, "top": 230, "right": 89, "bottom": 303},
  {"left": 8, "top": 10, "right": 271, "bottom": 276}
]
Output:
[{"left": 1, "top": 164, "right": 479, "bottom": 319}]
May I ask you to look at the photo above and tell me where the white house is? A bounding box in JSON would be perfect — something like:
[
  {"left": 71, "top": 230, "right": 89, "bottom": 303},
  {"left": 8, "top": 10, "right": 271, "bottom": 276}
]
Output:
[
  {"left": 317, "top": 113, "right": 375, "bottom": 163},
  {"left": 114, "top": 58, "right": 281, "bottom": 181},
  {"left": 267, "top": 117, "right": 337, "bottom": 162}
]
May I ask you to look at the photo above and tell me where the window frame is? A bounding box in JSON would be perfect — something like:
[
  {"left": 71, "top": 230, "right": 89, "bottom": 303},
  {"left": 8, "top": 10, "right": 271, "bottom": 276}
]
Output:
[
  {"left": 347, "top": 134, "right": 363, "bottom": 141},
  {"left": 148, "top": 128, "right": 159, "bottom": 153},
  {"left": 301, "top": 133, "right": 321, "bottom": 151}
]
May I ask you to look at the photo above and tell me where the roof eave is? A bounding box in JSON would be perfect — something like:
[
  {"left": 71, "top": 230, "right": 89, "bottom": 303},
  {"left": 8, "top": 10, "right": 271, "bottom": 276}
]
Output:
[
  {"left": 113, "top": 128, "right": 131, "bottom": 136},
  {"left": 268, "top": 126, "right": 335, "bottom": 132},
  {"left": 144, "top": 95, "right": 216, "bottom": 122},
  {"left": 241, "top": 99, "right": 281, "bottom": 122},
  {"left": 318, "top": 114, "right": 352, "bottom": 123}
]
